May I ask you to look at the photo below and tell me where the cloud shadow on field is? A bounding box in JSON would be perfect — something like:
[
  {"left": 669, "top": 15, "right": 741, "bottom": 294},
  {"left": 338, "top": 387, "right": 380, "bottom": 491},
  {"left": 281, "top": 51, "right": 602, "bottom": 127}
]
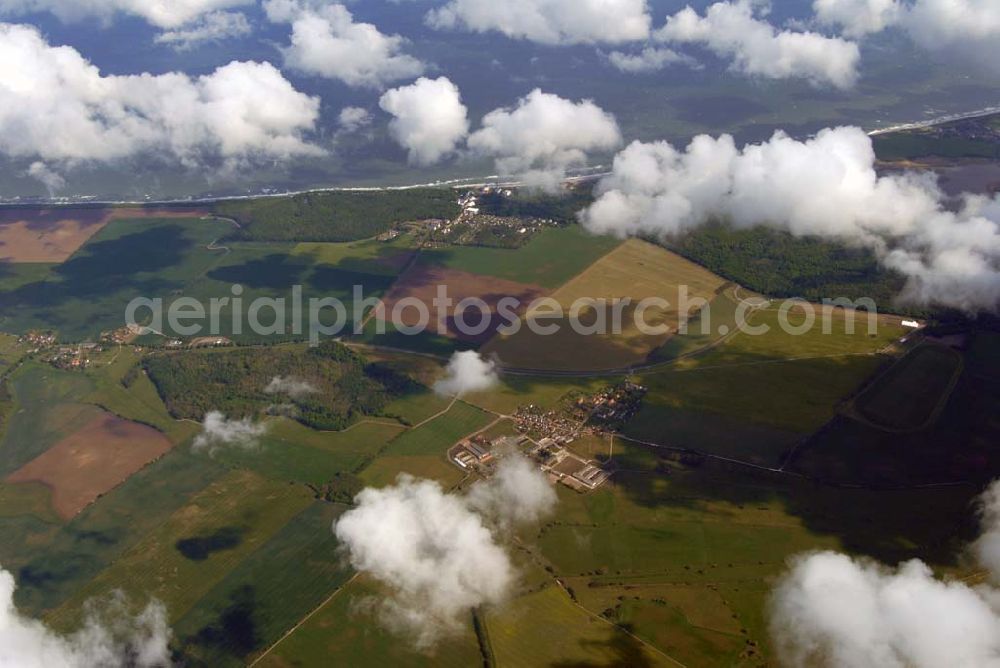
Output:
[
  {"left": 551, "top": 625, "right": 655, "bottom": 668},
  {"left": 175, "top": 526, "right": 244, "bottom": 562},
  {"left": 187, "top": 585, "right": 262, "bottom": 660}
]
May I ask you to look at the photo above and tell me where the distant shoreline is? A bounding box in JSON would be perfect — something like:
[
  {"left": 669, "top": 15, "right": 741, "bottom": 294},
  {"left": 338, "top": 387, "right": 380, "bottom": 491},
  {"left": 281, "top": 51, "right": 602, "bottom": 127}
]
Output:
[
  {"left": 867, "top": 105, "right": 1000, "bottom": 137},
  {"left": 3, "top": 104, "right": 998, "bottom": 209},
  {"left": 0, "top": 169, "right": 609, "bottom": 209}
]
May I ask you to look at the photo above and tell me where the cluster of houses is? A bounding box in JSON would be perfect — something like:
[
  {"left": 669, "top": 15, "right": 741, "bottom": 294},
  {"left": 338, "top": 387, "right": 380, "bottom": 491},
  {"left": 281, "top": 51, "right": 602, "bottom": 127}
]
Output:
[{"left": 574, "top": 382, "right": 649, "bottom": 429}]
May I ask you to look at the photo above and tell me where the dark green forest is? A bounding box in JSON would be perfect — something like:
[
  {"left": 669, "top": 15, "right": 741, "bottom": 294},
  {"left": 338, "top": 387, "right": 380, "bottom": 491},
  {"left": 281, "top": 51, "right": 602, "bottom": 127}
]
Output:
[
  {"left": 143, "top": 342, "right": 417, "bottom": 431},
  {"left": 215, "top": 189, "right": 460, "bottom": 242},
  {"left": 660, "top": 223, "right": 918, "bottom": 314}
]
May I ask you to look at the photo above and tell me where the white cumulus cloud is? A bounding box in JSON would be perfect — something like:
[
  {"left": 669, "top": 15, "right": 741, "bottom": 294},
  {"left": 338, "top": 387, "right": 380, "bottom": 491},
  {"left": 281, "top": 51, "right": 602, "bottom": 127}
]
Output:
[
  {"left": 468, "top": 89, "right": 622, "bottom": 191},
  {"left": 974, "top": 478, "right": 1000, "bottom": 580},
  {"left": 815, "top": 0, "right": 1000, "bottom": 51},
  {"left": 334, "top": 456, "right": 555, "bottom": 647},
  {"left": 433, "top": 350, "right": 499, "bottom": 396},
  {"left": 0, "top": 0, "right": 252, "bottom": 29},
  {"left": 770, "top": 480, "right": 1000, "bottom": 668},
  {"left": 0, "top": 23, "right": 321, "bottom": 170},
  {"left": 0, "top": 567, "right": 171, "bottom": 668},
  {"left": 265, "top": 0, "right": 425, "bottom": 88},
  {"left": 606, "top": 46, "right": 694, "bottom": 74},
  {"left": 379, "top": 77, "right": 470, "bottom": 166},
  {"left": 153, "top": 10, "right": 252, "bottom": 50},
  {"left": 580, "top": 126, "right": 1000, "bottom": 312},
  {"left": 656, "top": 0, "right": 861, "bottom": 89},
  {"left": 813, "top": 0, "right": 902, "bottom": 38},
  {"left": 466, "top": 455, "right": 557, "bottom": 528},
  {"left": 193, "top": 411, "right": 268, "bottom": 454},
  {"left": 337, "top": 106, "right": 372, "bottom": 133},
  {"left": 264, "top": 375, "right": 318, "bottom": 400},
  {"left": 26, "top": 161, "right": 65, "bottom": 195},
  {"left": 425, "top": 0, "right": 651, "bottom": 45}
]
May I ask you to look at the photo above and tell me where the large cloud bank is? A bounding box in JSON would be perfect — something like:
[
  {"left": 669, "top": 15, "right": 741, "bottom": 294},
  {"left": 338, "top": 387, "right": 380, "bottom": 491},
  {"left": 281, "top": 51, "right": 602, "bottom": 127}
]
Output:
[
  {"left": 379, "top": 77, "right": 470, "bottom": 166},
  {"left": 656, "top": 0, "right": 860, "bottom": 89},
  {"left": 0, "top": 0, "right": 251, "bottom": 29},
  {"left": 265, "top": 0, "right": 424, "bottom": 88},
  {"left": 334, "top": 456, "right": 555, "bottom": 647},
  {"left": 580, "top": 126, "right": 1000, "bottom": 311},
  {"left": 425, "top": 0, "right": 651, "bottom": 45},
  {"left": 0, "top": 23, "right": 320, "bottom": 170},
  {"left": 433, "top": 351, "right": 500, "bottom": 397},
  {"left": 0, "top": 568, "right": 171, "bottom": 668},
  {"left": 771, "top": 480, "right": 1000, "bottom": 667},
  {"left": 468, "top": 89, "right": 622, "bottom": 191},
  {"left": 814, "top": 0, "right": 1000, "bottom": 49}
]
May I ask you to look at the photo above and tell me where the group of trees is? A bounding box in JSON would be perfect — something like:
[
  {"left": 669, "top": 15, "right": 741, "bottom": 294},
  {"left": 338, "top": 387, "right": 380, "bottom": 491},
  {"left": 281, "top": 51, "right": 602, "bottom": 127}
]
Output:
[
  {"left": 661, "top": 223, "right": 918, "bottom": 313},
  {"left": 215, "top": 189, "right": 460, "bottom": 243},
  {"left": 144, "top": 341, "right": 417, "bottom": 431},
  {"left": 477, "top": 189, "right": 593, "bottom": 225}
]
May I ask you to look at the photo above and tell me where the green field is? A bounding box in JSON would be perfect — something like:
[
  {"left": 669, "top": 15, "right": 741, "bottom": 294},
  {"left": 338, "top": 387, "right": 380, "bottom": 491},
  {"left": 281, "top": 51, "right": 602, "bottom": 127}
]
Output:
[
  {"left": 359, "top": 401, "right": 492, "bottom": 488},
  {"left": 855, "top": 344, "right": 963, "bottom": 431},
  {"left": 789, "top": 336, "right": 1000, "bottom": 487},
  {"left": 0, "top": 362, "right": 103, "bottom": 475},
  {"left": 291, "top": 234, "right": 419, "bottom": 276},
  {"left": 0, "top": 215, "right": 415, "bottom": 342},
  {"left": 0, "top": 218, "right": 232, "bottom": 340},
  {"left": 177, "top": 242, "right": 398, "bottom": 343},
  {"left": 626, "top": 308, "right": 904, "bottom": 466},
  {"left": 8, "top": 449, "right": 228, "bottom": 615},
  {"left": 210, "top": 419, "right": 405, "bottom": 485},
  {"left": 82, "top": 347, "right": 195, "bottom": 440},
  {"left": 257, "top": 575, "right": 483, "bottom": 668},
  {"left": 531, "top": 457, "right": 980, "bottom": 664},
  {"left": 46, "top": 470, "right": 314, "bottom": 629},
  {"left": 486, "top": 584, "right": 675, "bottom": 667},
  {"left": 175, "top": 502, "right": 354, "bottom": 667},
  {"left": 420, "top": 225, "right": 622, "bottom": 289}
]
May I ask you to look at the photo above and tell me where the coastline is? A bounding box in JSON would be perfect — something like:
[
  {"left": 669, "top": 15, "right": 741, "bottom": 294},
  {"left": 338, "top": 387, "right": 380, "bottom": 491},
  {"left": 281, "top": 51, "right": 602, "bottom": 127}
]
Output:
[{"left": 2, "top": 103, "right": 997, "bottom": 209}]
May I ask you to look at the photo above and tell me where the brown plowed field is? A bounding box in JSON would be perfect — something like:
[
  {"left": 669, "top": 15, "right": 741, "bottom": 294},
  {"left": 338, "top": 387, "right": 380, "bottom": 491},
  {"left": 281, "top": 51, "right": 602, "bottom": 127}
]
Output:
[{"left": 5, "top": 412, "right": 173, "bottom": 519}]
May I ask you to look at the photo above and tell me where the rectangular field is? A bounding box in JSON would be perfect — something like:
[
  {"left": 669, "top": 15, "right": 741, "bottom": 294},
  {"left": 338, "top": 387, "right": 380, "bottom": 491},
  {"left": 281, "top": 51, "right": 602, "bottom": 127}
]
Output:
[
  {"left": 9, "top": 449, "right": 227, "bottom": 616},
  {"left": 5, "top": 411, "right": 173, "bottom": 520},
  {"left": 0, "top": 217, "right": 232, "bottom": 339},
  {"left": 485, "top": 585, "right": 674, "bottom": 667},
  {"left": 420, "top": 225, "right": 622, "bottom": 289},
  {"left": 211, "top": 419, "right": 406, "bottom": 485},
  {"left": 855, "top": 344, "right": 963, "bottom": 431},
  {"left": 45, "top": 469, "right": 314, "bottom": 629},
  {"left": 175, "top": 502, "right": 355, "bottom": 667},
  {"left": 484, "top": 240, "right": 727, "bottom": 371},
  {"left": 0, "top": 207, "right": 209, "bottom": 263},
  {"left": 256, "top": 575, "right": 483, "bottom": 668}
]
